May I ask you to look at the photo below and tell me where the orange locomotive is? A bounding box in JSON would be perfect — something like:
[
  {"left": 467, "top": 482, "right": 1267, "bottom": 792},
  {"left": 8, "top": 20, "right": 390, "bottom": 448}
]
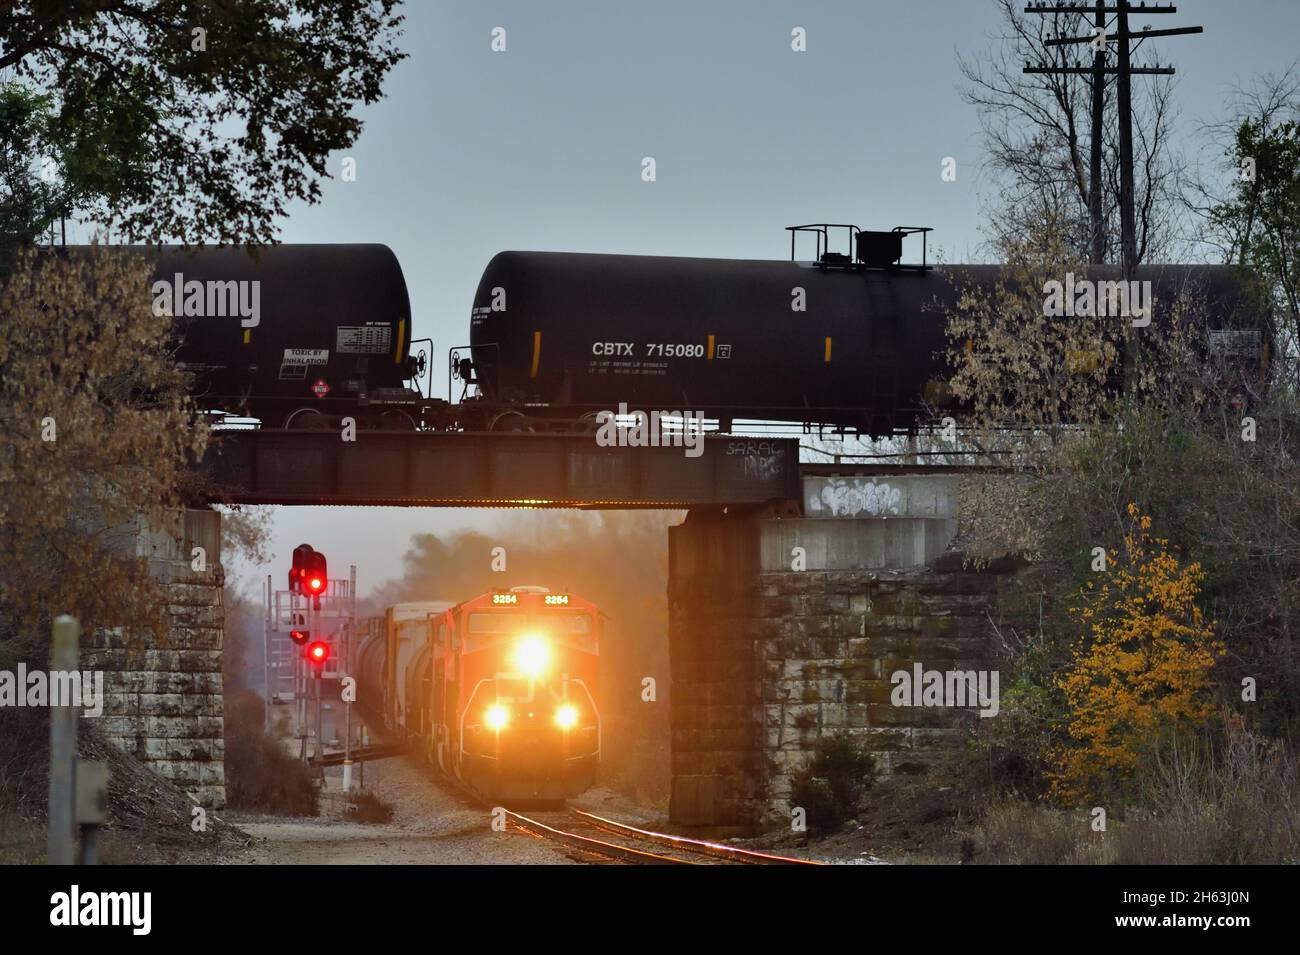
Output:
[{"left": 358, "top": 586, "right": 601, "bottom": 803}]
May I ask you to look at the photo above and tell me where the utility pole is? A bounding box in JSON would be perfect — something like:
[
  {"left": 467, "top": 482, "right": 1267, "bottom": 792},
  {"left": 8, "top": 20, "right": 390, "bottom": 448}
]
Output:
[
  {"left": 1114, "top": 2, "right": 1137, "bottom": 275},
  {"left": 1024, "top": 2, "right": 1201, "bottom": 274},
  {"left": 1023, "top": 2, "right": 1202, "bottom": 386},
  {"left": 1089, "top": 1, "right": 1105, "bottom": 264}
]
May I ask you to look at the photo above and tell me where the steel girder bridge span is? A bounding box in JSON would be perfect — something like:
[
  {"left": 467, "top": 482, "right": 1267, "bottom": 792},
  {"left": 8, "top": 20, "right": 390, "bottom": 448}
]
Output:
[{"left": 196, "top": 430, "right": 802, "bottom": 509}]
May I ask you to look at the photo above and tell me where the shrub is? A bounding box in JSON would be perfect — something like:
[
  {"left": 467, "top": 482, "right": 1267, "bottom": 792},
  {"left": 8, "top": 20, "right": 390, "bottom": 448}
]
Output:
[
  {"left": 789, "top": 733, "right": 875, "bottom": 834},
  {"left": 224, "top": 689, "right": 317, "bottom": 816},
  {"left": 1050, "top": 505, "right": 1223, "bottom": 804},
  {"left": 344, "top": 789, "right": 395, "bottom": 824}
]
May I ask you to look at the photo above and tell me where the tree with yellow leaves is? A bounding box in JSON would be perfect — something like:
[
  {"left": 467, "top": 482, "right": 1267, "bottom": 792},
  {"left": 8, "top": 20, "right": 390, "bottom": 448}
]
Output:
[{"left": 1050, "top": 504, "right": 1223, "bottom": 803}]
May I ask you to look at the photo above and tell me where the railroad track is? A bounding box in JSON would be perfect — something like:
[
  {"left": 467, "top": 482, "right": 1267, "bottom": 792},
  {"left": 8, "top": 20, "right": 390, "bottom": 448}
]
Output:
[
  {"left": 503, "top": 807, "right": 822, "bottom": 866},
  {"left": 361, "top": 728, "right": 820, "bottom": 866}
]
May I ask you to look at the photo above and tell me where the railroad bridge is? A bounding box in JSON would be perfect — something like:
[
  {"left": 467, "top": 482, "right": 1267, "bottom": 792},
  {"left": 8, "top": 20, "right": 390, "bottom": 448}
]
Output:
[{"left": 98, "top": 431, "right": 1011, "bottom": 830}]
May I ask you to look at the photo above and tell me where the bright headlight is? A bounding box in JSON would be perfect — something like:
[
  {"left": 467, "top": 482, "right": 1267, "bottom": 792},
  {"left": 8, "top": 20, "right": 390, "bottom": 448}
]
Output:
[
  {"left": 485, "top": 704, "right": 509, "bottom": 730},
  {"left": 515, "top": 636, "right": 549, "bottom": 677},
  {"left": 555, "top": 704, "right": 579, "bottom": 729}
]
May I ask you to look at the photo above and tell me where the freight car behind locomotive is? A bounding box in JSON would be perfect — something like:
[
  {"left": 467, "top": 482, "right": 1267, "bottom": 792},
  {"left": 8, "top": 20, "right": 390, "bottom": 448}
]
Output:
[
  {"left": 357, "top": 587, "right": 601, "bottom": 804},
  {"left": 465, "top": 229, "right": 1267, "bottom": 434},
  {"left": 357, "top": 601, "right": 454, "bottom": 733}
]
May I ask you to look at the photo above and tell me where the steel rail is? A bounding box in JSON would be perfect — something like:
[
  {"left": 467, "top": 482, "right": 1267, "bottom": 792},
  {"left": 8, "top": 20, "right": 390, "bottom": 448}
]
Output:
[
  {"left": 502, "top": 809, "right": 696, "bottom": 865},
  {"left": 570, "top": 809, "right": 822, "bottom": 866}
]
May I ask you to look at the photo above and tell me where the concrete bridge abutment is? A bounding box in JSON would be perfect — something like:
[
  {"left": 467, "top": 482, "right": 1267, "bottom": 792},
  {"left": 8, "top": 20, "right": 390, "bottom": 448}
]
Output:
[
  {"left": 85, "top": 508, "right": 228, "bottom": 808},
  {"left": 667, "top": 473, "right": 1017, "bottom": 832}
]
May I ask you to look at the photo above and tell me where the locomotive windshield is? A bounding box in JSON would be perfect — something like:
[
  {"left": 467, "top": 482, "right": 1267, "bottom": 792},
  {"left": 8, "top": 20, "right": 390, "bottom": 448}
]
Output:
[
  {"left": 545, "top": 613, "right": 592, "bottom": 634},
  {"left": 467, "top": 612, "right": 592, "bottom": 634},
  {"left": 467, "top": 612, "right": 527, "bottom": 633}
]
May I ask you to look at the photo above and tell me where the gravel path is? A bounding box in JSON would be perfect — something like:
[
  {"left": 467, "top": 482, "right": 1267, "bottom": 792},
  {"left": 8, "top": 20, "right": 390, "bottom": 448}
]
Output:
[
  {"left": 226, "top": 746, "right": 832, "bottom": 865},
  {"left": 231, "top": 754, "right": 574, "bottom": 865}
]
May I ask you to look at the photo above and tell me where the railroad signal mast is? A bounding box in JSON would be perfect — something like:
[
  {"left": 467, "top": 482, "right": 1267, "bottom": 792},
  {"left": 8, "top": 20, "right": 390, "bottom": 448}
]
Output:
[{"left": 263, "top": 553, "right": 358, "bottom": 766}]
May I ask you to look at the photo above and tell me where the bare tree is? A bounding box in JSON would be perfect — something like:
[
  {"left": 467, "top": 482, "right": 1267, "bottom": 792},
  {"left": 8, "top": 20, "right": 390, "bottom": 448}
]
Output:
[{"left": 959, "top": 0, "right": 1184, "bottom": 263}]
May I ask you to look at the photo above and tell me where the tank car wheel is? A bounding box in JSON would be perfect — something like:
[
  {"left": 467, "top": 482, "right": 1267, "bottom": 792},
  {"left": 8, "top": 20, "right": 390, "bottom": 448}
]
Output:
[
  {"left": 283, "top": 408, "right": 332, "bottom": 430},
  {"left": 378, "top": 410, "right": 418, "bottom": 431},
  {"left": 488, "top": 410, "right": 534, "bottom": 432}
]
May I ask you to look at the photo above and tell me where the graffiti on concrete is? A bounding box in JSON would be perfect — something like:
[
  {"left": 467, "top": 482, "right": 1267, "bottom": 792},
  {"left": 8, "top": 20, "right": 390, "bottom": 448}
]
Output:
[{"left": 808, "top": 478, "right": 903, "bottom": 517}]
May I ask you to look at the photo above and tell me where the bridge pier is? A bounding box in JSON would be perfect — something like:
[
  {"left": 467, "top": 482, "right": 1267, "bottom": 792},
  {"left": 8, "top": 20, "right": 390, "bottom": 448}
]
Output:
[
  {"left": 667, "top": 474, "right": 1017, "bottom": 832},
  {"left": 84, "top": 509, "right": 227, "bottom": 808}
]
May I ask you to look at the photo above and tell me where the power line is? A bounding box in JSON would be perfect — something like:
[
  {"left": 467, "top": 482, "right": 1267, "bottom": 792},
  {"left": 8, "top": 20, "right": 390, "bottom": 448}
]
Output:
[{"left": 1022, "top": 2, "right": 1202, "bottom": 389}]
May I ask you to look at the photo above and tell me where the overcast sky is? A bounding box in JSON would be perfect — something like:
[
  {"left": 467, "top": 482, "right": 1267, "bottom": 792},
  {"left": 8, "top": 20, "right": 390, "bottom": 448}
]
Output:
[{"left": 220, "top": 0, "right": 1300, "bottom": 597}]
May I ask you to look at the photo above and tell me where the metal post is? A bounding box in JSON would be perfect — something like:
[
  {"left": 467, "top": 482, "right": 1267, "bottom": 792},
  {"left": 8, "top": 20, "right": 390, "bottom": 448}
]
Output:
[
  {"left": 47, "top": 615, "right": 79, "bottom": 866},
  {"left": 264, "top": 574, "right": 273, "bottom": 735},
  {"left": 343, "top": 619, "right": 353, "bottom": 791},
  {"left": 343, "top": 565, "right": 357, "bottom": 791},
  {"left": 315, "top": 669, "right": 324, "bottom": 775},
  {"left": 297, "top": 637, "right": 307, "bottom": 762},
  {"left": 75, "top": 759, "right": 109, "bottom": 866},
  {"left": 349, "top": 565, "right": 357, "bottom": 675},
  {"left": 79, "top": 826, "right": 98, "bottom": 866}
]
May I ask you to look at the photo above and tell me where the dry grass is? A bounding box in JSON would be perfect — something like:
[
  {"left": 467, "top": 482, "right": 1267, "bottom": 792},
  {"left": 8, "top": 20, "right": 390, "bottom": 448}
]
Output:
[
  {"left": 344, "top": 788, "right": 395, "bottom": 823},
  {"left": 224, "top": 689, "right": 319, "bottom": 816},
  {"left": 972, "top": 725, "right": 1300, "bottom": 864},
  {"left": 0, "top": 811, "right": 45, "bottom": 864}
]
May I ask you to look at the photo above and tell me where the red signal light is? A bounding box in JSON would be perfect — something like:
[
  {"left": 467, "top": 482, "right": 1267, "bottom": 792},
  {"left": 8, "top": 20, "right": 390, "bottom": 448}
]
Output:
[
  {"left": 290, "top": 544, "right": 317, "bottom": 595},
  {"left": 306, "top": 641, "right": 329, "bottom": 665},
  {"left": 307, "top": 551, "right": 327, "bottom": 593},
  {"left": 289, "top": 629, "right": 309, "bottom": 645},
  {"left": 290, "top": 545, "right": 328, "bottom": 596}
]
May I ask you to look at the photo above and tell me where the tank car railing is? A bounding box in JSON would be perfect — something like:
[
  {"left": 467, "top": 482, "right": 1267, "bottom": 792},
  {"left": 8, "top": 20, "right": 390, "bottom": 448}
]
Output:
[
  {"left": 889, "top": 226, "right": 933, "bottom": 271},
  {"left": 785, "top": 223, "right": 933, "bottom": 271},
  {"left": 787, "top": 223, "right": 859, "bottom": 265}
]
